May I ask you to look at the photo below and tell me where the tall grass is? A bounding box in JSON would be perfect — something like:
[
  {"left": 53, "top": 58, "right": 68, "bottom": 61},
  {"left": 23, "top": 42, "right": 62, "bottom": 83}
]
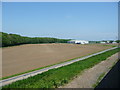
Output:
[{"left": 3, "top": 48, "right": 120, "bottom": 88}]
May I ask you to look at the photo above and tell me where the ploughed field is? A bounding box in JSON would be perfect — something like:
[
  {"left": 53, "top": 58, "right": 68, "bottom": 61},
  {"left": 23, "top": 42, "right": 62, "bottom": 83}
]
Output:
[{"left": 2, "top": 43, "right": 114, "bottom": 77}]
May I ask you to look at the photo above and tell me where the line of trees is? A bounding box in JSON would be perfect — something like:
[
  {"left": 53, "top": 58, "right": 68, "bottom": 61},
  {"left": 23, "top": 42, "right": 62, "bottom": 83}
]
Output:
[
  {"left": 89, "top": 41, "right": 101, "bottom": 43},
  {"left": 89, "top": 40, "right": 120, "bottom": 44},
  {"left": 115, "top": 40, "right": 120, "bottom": 43},
  {"left": 0, "top": 32, "right": 70, "bottom": 47}
]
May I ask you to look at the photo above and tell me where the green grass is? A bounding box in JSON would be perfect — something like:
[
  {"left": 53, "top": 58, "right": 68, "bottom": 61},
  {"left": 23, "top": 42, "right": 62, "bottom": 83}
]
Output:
[{"left": 2, "top": 48, "right": 120, "bottom": 88}]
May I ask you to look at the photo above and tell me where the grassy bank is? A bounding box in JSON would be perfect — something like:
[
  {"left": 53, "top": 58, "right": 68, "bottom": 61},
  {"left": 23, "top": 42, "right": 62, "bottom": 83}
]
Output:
[{"left": 3, "top": 48, "right": 120, "bottom": 88}]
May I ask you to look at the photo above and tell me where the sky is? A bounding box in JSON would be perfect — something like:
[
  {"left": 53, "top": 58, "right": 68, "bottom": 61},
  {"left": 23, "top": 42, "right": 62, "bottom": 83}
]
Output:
[{"left": 2, "top": 2, "right": 118, "bottom": 41}]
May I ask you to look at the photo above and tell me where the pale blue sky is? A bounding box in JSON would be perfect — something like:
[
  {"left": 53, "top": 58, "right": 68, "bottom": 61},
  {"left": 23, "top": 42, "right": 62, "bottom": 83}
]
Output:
[{"left": 2, "top": 2, "right": 118, "bottom": 41}]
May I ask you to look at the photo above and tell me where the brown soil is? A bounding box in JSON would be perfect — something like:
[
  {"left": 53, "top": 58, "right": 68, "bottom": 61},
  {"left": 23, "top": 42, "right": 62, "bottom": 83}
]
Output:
[
  {"left": 2, "top": 43, "right": 113, "bottom": 77},
  {"left": 61, "top": 53, "right": 119, "bottom": 88}
]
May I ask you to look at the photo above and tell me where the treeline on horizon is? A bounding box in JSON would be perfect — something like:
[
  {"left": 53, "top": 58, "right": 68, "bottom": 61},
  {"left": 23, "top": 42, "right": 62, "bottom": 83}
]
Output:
[{"left": 0, "top": 32, "right": 70, "bottom": 47}]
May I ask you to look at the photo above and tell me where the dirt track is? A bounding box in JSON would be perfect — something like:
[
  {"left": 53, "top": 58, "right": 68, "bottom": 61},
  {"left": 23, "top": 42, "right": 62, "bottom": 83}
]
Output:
[
  {"left": 61, "top": 53, "right": 119, "bottom": 88},
  {"left": 2, "top": 43, "right": 113, "bottom": 77}
]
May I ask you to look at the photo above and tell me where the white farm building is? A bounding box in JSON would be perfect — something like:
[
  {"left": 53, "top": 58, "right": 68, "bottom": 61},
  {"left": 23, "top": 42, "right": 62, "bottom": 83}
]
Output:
[{"left": 67, "top": 40, "right": 89, "bottom": 44}]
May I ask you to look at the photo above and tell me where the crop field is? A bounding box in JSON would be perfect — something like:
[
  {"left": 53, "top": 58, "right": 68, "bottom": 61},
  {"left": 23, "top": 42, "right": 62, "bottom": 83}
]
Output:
[
  {"left": 2, "top": 43, "right": 116, "bottom": 77},
  {"left": 3, "top": 47, "right": 120, "bottom": 88}
]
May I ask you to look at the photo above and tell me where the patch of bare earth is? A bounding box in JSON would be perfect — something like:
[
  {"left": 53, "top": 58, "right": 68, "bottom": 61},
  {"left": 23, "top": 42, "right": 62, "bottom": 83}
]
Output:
[
  {"left": 2, "top": 43, "right": 113, "bottom": 77},
  {"left": 60, "top": 53, "right": 119, "bottom": 88}
]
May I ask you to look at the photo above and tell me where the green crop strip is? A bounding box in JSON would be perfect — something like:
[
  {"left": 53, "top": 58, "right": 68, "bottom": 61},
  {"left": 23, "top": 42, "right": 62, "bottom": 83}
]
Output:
[{"left": 3, "top": 48, "right": 120, "bottom": 88}]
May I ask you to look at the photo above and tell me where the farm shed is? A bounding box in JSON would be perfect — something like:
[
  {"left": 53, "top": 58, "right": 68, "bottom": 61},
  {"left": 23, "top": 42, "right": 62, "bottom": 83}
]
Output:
[
  {"left": 100, "top": 42, "right": 106, "bottom": 44},
  {"left": 67, "top": 40, "right": 89, "bottom": 44}
]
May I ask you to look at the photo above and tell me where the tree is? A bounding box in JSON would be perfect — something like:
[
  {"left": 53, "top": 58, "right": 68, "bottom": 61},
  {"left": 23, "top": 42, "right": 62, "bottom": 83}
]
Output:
[
  {"left": 1, "top": 32, "right": 70, "bottom": 47},
  {"left": 115, "top": 40, "right": 120, "bottom": 43},
  {"left": 109, "top": 40, "right": 114, "bottom": 43}
]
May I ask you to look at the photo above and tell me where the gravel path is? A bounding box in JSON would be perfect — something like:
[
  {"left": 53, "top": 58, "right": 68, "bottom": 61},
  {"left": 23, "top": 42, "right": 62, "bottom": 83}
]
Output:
[{"left": 61, "top": 53, "right": 119, "bottom": 88}]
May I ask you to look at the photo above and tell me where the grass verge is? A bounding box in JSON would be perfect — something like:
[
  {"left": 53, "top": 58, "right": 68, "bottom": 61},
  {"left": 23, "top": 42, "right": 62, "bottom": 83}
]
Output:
[{"left": 2, "top": 48, "right": 120, "bottom": 88}]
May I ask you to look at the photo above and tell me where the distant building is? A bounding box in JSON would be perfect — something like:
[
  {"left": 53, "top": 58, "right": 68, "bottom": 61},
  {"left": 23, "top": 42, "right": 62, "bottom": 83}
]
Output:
[
  {"left": 67, "top": 40, "right": 89, "bottom": 44},
  {"left": 100, "top": 42, "right": 106, "bottom": 44},
  {"left": 100, "top": 40, "right": 116, "bottom": 44},
  {"left": 112, "top": 42, "right": 117, "bottom": 44},
  {"left": 106, "top": 41, "right": 111, "bottom": 43}
]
